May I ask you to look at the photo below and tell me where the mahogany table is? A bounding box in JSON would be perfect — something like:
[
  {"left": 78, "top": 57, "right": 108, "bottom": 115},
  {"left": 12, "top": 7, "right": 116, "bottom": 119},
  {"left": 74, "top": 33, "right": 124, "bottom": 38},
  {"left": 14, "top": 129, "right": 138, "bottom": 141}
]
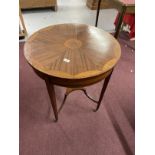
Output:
[
  {"left": 95, "top": 0, "right": 135, "bottom": 38},
  {"left": 24, "top": 23, "right": 121, "bottom": 121}
]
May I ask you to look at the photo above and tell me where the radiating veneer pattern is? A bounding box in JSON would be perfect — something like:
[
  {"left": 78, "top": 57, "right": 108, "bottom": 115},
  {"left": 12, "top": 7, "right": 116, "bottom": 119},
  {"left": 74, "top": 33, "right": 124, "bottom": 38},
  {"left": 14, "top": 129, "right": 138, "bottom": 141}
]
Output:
[{"left": 24, "top": 24, "right": 121, "bottom": 80}]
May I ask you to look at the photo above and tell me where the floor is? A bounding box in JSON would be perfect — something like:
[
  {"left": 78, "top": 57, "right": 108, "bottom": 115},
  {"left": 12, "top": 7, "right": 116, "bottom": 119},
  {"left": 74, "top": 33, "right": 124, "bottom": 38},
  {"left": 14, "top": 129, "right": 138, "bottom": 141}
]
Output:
[{"left": 22, "top": 0, "right": 117, "bottom": 37}]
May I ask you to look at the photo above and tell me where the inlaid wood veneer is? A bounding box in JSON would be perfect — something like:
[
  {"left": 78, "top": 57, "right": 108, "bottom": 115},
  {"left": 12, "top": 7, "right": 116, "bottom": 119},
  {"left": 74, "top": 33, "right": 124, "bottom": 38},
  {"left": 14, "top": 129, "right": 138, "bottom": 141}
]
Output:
[{"left": 24, "top": 23, "right": 121, "bottom": 80}]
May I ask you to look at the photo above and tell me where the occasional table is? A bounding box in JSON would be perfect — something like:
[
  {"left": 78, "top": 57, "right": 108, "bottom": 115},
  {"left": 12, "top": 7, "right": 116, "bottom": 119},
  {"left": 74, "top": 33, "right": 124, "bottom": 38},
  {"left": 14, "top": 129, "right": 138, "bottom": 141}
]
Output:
[
  {"left": 24, "top": 23, "right": 121, "bottom": 121},
  {"left": 95, "top": 0, "right": 135, "bottom": 38}
]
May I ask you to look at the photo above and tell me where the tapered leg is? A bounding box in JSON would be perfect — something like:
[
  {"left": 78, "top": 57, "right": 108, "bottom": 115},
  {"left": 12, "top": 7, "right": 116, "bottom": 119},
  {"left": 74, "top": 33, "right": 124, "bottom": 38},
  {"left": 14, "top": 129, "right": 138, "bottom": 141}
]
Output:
[
  {"left": 58, "top": 94, "right": 67, "bottom": 113},
  {"left": 114, "top": 6, "right": 126, "bottom": 39},
  {"left": 95, "top": 0, "right": 102, "bottom": 27},
  {"left": 45, "top": 78, "right": 58, "bottom": 121},
  {"left": 94, "top": 70, "right": 113, "bottom": 111}
]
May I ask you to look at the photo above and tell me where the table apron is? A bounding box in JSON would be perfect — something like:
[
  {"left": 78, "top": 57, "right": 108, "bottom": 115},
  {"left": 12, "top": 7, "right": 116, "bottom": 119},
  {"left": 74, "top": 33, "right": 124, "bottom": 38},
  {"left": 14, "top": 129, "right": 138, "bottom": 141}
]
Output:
[{"left": 33, "top": 67, "right": 113, "bottom": 88}]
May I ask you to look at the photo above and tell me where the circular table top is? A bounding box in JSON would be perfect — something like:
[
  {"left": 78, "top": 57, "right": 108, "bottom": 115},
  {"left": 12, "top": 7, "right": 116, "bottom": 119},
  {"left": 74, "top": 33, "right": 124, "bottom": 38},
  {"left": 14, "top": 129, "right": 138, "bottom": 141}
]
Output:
[{"left": 24, "top": 23, "right": 121, "bottom": 80}]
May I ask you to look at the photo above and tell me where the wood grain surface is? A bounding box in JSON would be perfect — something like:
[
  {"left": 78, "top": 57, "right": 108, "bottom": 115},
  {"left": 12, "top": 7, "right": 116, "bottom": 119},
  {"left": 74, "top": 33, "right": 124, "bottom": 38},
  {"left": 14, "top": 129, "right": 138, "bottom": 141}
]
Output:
[
  {"left": 20, "top": 0, "right": 57, "bottom": 10},
  {"left": 24, "top": 23, "right": 121, "bottom": 80}
]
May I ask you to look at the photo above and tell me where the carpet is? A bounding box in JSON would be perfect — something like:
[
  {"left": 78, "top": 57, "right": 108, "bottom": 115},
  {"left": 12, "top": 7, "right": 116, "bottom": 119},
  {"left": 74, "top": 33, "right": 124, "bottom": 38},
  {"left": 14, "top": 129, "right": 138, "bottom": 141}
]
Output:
[{"left": 19, "top": 34, "right": 135, "bottom": 155}]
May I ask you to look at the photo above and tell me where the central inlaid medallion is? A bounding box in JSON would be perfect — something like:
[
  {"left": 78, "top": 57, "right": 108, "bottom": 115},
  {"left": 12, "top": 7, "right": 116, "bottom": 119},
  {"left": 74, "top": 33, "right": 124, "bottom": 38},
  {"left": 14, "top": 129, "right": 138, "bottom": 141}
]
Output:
[{"left": 64, "top": 39, "right": 82, "bottom": 49}]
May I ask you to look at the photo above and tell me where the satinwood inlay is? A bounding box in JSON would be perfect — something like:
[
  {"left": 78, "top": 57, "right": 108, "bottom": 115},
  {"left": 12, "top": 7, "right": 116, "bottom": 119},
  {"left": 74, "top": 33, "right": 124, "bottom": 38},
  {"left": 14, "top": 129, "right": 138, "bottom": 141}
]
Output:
[
  {"left": 64, "top": 39, "right": 82, "bottom": 49},
  {"left": 24, "top": 23, "right": 121, "bottom": 79}
]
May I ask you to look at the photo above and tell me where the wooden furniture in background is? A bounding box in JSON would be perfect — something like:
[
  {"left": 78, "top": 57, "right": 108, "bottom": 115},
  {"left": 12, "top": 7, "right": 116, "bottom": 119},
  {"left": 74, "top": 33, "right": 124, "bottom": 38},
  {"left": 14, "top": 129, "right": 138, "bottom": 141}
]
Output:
[
  {"left": 20, "top": 0, "right": 57, "bottom": 11},
  {"left": 24, "top": 23, "right": 121, "bottom": 121},
  {"left": 87, "top": 0, "right": 113, "bottom": 10},
  {"left": 95, "top": 0, "right": 135, "bottom": 38},
  {"left": 19, "top": 8, "right": 27, "bottom": 39}
]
